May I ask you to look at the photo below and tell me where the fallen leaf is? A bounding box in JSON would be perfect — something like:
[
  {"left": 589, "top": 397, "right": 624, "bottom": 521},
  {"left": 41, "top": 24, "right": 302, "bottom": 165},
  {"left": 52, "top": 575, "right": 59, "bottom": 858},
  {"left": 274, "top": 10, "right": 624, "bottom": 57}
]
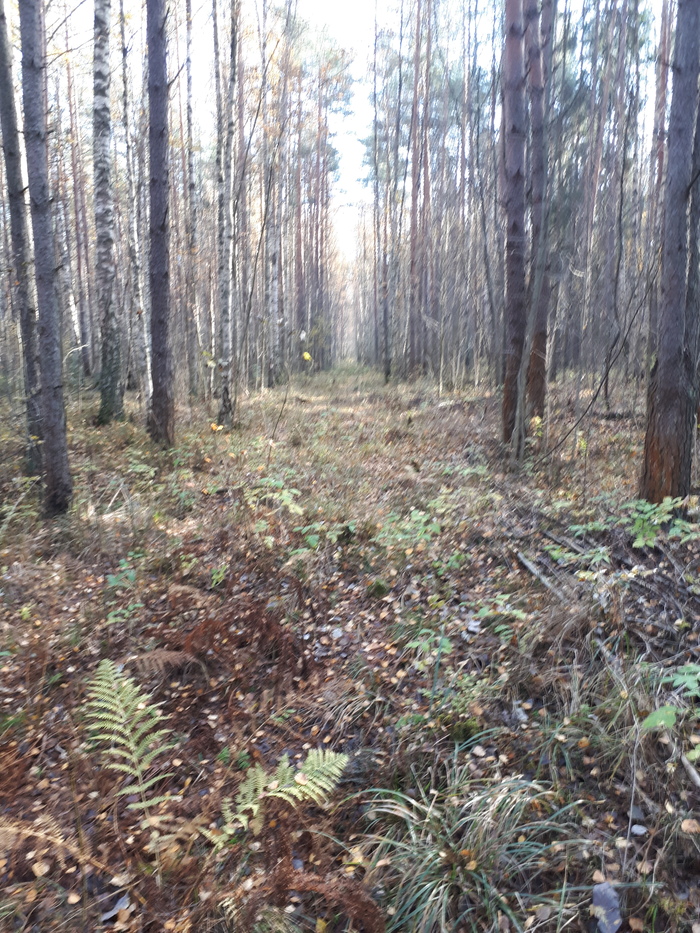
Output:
[
  {"left": 628, "top": 919, "right": 644, "bottom": 932},
  {"left": 31, "top": 860, "right": 50, "bottom": 877},
  {"left": 67, "top": 892, "right": 81, "bottom": 905},
  {"left": 592, "top": 870, "right": 606, "bottom": 883},
  {"left": 681, "top": 818, "right": 700, "bottom": 834}
]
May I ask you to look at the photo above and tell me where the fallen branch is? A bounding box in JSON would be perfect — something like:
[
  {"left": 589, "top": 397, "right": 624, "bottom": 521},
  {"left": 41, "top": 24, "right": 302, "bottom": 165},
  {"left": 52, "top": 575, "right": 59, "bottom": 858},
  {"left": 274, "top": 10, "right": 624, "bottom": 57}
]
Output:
[{"left": 516, "top": 551, "right": 568, "bottom": 603}]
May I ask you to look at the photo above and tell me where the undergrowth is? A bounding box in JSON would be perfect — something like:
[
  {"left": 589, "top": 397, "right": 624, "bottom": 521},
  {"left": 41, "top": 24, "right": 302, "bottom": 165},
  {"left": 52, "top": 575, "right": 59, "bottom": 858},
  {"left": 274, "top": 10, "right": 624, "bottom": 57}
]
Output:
[{"left": 2, "top": 376, "right": 700, "bottom": 931}]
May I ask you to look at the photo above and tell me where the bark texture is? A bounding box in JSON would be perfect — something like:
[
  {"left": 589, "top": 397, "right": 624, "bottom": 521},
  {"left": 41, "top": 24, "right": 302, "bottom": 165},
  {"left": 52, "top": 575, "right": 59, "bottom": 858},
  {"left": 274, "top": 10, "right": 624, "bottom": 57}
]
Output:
[
  {"left": 502, "top": 0, "right": 527, "bottom": 444},
  {"left": 94, "top": 0, "right": 123, "bottom": 423},
  {"left": 19, "top": 0, "right": 73, "bottom": 513},
  {"left": 525, "top": 0, "right": 552, "bottom": 418},
  {"left": 0, "top": 0, "right": 41, "bottom": 472},
  {"left": 146, "top": 0, "right": 174, "bottom": 447},
  {"left": 640, "top": 0, "right": 700, "bottom": 502}
]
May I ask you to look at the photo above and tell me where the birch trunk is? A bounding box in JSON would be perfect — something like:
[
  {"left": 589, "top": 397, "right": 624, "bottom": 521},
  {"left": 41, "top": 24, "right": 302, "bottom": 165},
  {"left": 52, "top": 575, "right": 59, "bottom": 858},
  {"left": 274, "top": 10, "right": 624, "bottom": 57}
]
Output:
[
  {"left": 0, "top": 0, "right": 41, "bottom": 472},
  {"left": 94, "top": 0, "right": 123, "bottom": 423},
  {"left": 19, "top": 0, "right": 73, "bottom": 513}
]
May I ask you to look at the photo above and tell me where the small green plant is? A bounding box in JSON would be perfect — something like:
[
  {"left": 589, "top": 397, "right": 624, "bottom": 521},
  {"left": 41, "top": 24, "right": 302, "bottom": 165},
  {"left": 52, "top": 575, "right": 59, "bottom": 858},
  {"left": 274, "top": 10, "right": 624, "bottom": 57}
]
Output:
[
  {"left": 294, "top": 520, "right": 356, "bottom": 550},
  {"left": 474, "top": 593, "right": 526, "bottom": 625},
  {"left": 640, "top": 664, "right": 700, "bottom": 758},
  {"left": 377, "top": 509, "right": 441, "bottom": 557},
  {"left": 211, "top": 564, "right": 228, "bottom": 588},
  {"left": 106, "top": 600, "right": 143, "bottom": 626},
  {"left": 179, "top": 553, "right": 199, "bottom": 576},
  {"left": 106, "top": 559, "right": 137, "bottom": 592},
  {"left": 404, "top": 629, "right": 453, "bottom": 673},
  {"left": 84, "top": 659, "right": 173, "bottom": 813},
  {"left": 625, "top": 497, "right": 680, "bottom": 549},
  {"left": 203, "top": 749, "right": 348, "bottom": 847},
  {"left": 245, "top": 476, "right": 303, "bottom": 516},
  {"left": 433, "top": 550, "right": 467, "bottom": 577},
  {"left": 663, "top": 664, "right": 700, "bottom": 699}
]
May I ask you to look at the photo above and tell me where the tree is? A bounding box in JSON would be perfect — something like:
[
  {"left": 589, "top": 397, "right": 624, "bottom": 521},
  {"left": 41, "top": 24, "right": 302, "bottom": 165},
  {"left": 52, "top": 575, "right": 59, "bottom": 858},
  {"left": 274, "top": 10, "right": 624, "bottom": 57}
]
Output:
[
  {"left": 0, "top": 0, "right": 41, "bottom": 472},
  {"left": 502, "top": 0, "right": 527, "bottom": 445},
  {"left": 524, "top": 0, "right": 553, "bottom": 418},
  {"left": 640, "top": 0, "right": 700, "bottom": 502},
  {"left": 19, "top": 0, "right": 72, "bottom": 514},
  {"left": 146, "top": 0, "right": 174, "bottom": 447},
  {"left": 95, "top": 0, "right": 123, "bottom": 424}
]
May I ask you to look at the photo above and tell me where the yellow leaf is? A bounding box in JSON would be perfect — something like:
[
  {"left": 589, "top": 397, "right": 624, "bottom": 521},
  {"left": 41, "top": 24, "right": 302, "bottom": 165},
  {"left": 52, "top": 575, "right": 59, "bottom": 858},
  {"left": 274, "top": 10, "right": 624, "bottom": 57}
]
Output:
[
  {"left": 303, "top": 352, "right": 312, "bottom": 361},
  {"left": 316, "top": 921, "right": 328, "bottom": 933}
]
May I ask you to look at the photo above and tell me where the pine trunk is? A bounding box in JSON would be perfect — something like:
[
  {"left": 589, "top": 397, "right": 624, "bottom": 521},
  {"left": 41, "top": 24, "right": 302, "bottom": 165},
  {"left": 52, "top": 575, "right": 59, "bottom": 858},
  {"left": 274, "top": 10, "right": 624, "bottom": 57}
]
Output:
[
  {"left": 640, "top": 0, "right": 700, "bottom": 501},
  {"left": 146, "top": 0, "right": 174, "bottom": 447}
]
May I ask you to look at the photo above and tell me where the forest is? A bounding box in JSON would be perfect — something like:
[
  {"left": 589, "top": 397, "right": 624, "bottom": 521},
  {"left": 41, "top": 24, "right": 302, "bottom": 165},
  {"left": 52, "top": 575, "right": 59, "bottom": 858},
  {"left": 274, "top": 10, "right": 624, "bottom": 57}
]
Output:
[{"left": 2, "top": 0, "right": 700, "bottom": 930}]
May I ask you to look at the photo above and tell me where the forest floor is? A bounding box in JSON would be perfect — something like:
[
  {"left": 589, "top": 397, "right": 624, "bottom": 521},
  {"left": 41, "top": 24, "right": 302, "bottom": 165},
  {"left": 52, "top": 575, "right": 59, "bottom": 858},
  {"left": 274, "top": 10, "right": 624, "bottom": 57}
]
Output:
[{"left": 1, "top": 365, "right": 700, "bottom": 933}]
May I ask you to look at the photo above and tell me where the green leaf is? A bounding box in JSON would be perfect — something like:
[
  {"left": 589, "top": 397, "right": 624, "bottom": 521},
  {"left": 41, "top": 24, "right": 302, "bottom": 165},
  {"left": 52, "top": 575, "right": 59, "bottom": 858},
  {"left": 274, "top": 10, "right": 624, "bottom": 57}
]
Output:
[{"left": 641, "top": 706, "right": 678, "bottom": 731}]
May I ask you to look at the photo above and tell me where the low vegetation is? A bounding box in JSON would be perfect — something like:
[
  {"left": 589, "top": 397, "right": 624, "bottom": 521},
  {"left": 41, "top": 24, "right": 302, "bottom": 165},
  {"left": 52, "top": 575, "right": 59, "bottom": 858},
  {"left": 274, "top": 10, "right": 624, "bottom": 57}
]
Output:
[{"left": 1, "top": 367, "right": 700, "bottom": 932}]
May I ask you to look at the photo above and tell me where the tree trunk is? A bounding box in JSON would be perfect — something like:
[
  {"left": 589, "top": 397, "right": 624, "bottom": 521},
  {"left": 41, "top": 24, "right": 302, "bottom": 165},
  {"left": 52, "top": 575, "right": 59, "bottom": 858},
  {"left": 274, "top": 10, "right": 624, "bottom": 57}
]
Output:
[
  {"left": 525, "top": 0, "right": 553, "bottom": 419},
  {"left": 502, "top": 0, "right": 527, "bottom": 445},
  {"left": 408, "top": 0, "right": 422, "bottom": 375},
  {"left": 0, "top": 0, "right": 42, "bottom": 472},
  {"left": 120, "top": 0, "right": 150, "bottom": 397},
  {"left": 19, "top": 0, "right": 73, "bottom": 513},
  {"left": 640, "top": 0, "right": 700, "bottom": 502},
  {"left": 146, "top": 0, "right": 174, "bottom": 447},
  {"left": 94, "top": 0, "right": 123, "bottom": 424},
  {"left": 184, "top": 0, "right": 199, "bottom": 398}
]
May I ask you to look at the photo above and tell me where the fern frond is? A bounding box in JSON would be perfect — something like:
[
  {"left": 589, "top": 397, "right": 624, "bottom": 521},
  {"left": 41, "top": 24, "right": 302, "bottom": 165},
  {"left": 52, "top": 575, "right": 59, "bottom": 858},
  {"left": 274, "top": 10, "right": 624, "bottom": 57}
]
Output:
[
  {"left": 202, "top": 750, "right": 348, "bottom": 851},
  {"left": 265, "top": 750, "right": 349, "bottom": 807},
  {"left": 85, "top": 659, "right": 174, "bottom": 813},
  {"left": 0, "top": 815, "right": 109, "bottom": 874},
  {"left": 126, "top": 649, "right": 201, "bottom": 678}
]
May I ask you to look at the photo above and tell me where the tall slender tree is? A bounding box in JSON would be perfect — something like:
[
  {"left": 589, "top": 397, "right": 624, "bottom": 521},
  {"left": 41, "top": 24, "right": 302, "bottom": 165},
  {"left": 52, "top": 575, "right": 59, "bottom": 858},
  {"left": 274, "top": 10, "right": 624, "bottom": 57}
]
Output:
[
  {"left": 502, "top": 0, "right": 527, "bottom": 445},
  {"left": 120, "top": 0, "right": 150, "bottom": 397},
  {"left": 147, "top": 0, "right": 174, "bottom": 446},
  {"left": 640, "top": 0, "right": 700, "bottom": 501},
  {"left": 525, "top": 0, "right": 553, "bottom": 418},
  {"left": 0, "top": 0, "right": 41, "bottom": 472},
  {"left": 94, "top": 0, "right": 123, "bottom": 423},
  {"left": 19, "top": 0, "right": 72, "bottom": 513}
]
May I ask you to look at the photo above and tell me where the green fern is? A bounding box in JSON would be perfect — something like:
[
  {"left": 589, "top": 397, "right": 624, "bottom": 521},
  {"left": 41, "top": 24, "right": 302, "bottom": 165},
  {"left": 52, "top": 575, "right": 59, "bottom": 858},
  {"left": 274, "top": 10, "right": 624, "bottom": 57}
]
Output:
[
  {"left": 205, "top": 749, "right": 349, "bottom": 844},
  {"left": 85, "top": 659, "right": 173, "bottom": 812}
]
